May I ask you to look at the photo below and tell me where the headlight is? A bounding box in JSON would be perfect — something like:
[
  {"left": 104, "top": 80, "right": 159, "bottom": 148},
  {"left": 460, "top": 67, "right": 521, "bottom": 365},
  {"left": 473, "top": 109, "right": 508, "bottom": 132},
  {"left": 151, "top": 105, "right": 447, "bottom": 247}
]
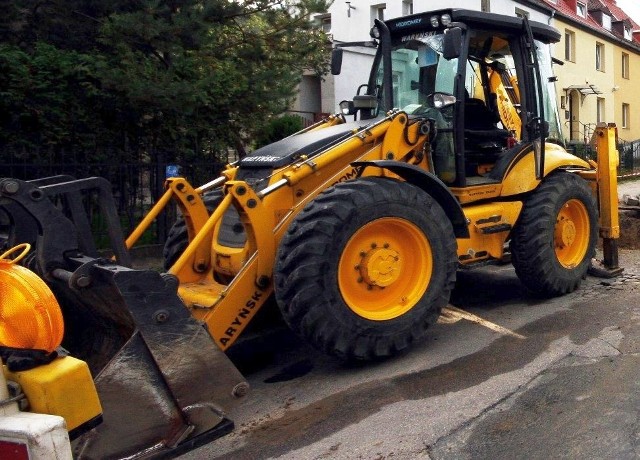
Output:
[
  {"left": 432, "top": 93, "right": 457, "bottom": 108},
  {"left": 0, "top": 244, "right": 64, "bottom": 352},
  {"left": 339, "top": 100, "right": 355, "bottom": 115}
]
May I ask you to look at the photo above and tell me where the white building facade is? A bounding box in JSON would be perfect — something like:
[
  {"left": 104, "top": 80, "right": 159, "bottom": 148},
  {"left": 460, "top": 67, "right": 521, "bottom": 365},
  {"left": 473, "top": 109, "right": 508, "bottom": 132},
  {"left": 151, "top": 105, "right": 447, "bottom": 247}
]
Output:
[{"left": 322, "top": 0, "right": 551, "bottom": 112}]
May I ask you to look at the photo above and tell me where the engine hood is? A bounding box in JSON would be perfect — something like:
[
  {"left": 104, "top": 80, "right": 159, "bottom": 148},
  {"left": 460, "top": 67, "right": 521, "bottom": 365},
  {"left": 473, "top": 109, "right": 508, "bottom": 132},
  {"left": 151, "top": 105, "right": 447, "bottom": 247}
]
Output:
[{"left": 240, "top": 119, "right": 373, "bottom": 169}]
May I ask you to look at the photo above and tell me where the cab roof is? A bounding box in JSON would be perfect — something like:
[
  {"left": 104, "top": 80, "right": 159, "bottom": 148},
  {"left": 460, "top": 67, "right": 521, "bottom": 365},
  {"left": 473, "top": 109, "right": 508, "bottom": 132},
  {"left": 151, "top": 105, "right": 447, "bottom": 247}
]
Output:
[{"left": 386, "top": 8, "right": 561, "bottom": 44}]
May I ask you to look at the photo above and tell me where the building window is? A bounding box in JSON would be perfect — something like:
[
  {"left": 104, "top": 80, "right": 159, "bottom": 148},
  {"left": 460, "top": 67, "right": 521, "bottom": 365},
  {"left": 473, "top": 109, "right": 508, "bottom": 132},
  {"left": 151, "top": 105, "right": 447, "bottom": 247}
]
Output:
[
  {"left": 597, "top": 98, "right": 605, "bottom": 123},
  {"left": 315, "top": 14, "right": 331, "bottom": 34},
  {"left": 596, "top": 42, "right": 605, "bottom": 71},
  {"left": 577, "top": 2, "right": 587, "bottom": 18},
  {"left": 624, "top": 26, "right": 632, "bottom": 41},
  {"left": 622, "top": 52, "right": 630, "bottom": 79},
  {"left": 371, "top": 4, "right": 385, "bottom": 24},
  {"left": 481, "top": 0, "right": 490, "bottom": 12},
  {"left": 565, "top": 30, "right": 575, "bottom": 62},
  {"left": 515, "top": 7, "right": 529, "bottom": 18},
  {"left": 402, "top": 0, "right": 413, "bottom": 16},
  {"left": 601, "top": 14, "right": 612, "bottom": 30},
  {"left": 622, "top": 103, "right": 630, "bottom": 129}
]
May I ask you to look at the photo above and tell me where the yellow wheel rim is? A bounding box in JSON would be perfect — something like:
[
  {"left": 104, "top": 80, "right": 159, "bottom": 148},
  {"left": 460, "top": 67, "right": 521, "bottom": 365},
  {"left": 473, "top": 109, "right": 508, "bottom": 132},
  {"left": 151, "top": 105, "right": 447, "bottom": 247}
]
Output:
[
  {"left": 554, "top": 199, "right": 590, "bottom": 269},
  {"left": 338, "top": 217, "right": 433, "bottom": 321}
]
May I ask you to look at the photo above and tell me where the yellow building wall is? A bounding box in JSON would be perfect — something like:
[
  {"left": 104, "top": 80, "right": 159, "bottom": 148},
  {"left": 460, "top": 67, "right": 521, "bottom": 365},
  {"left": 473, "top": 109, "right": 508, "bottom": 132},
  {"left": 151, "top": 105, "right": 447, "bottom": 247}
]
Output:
[
  {"left": 551, "top": 17, "right": 640, "bottom": 143},
  {"left": 612, "top": 42, "right": 640, "bottom": 141}
]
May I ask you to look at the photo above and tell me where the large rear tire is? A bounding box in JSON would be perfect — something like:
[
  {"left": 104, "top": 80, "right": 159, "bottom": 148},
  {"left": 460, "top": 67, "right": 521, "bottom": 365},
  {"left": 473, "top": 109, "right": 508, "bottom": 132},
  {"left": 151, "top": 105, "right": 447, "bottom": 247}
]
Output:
[
  {"left": 274, "top": 177, "right": 458, "bottom": 361},
  {"left": 510, "top": 172, "right": 597, "bottom": 296}
]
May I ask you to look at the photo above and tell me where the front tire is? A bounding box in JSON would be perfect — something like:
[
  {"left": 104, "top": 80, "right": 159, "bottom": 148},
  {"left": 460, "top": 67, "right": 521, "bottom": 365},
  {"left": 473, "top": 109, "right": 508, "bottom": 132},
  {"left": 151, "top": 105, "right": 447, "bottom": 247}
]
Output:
[
  {"left": 510, "top": 172, "right": 598, "bottom": 296},
  {"left": 274, "top": 178, "right": 457, "bottom": 361}
]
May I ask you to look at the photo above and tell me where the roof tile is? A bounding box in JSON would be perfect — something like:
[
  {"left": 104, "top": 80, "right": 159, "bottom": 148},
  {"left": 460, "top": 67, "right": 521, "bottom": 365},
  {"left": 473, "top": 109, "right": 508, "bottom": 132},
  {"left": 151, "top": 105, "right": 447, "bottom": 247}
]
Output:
[{"left": 535, "top": 0, "right": 640, "bottom": 44}]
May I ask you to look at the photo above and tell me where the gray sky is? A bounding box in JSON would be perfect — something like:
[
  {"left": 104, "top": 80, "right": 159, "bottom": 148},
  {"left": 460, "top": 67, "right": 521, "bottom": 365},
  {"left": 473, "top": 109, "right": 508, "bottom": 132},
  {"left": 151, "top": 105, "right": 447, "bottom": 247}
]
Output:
[{"left": 616, "top": 0, "right": 640, "bottom": 25}]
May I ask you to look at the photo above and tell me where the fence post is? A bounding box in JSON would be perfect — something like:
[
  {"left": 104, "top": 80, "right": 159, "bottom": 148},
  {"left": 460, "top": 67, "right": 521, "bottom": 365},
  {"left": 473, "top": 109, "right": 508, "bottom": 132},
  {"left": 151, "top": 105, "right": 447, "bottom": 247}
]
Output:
[{"left": 155, "top": 155, "right": 167, "bottom": 244}]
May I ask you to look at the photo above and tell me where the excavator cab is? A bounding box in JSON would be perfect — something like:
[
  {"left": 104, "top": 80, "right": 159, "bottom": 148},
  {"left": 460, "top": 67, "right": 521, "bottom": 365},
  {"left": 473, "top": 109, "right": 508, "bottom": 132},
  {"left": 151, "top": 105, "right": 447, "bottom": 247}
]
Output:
[{"left": 342, "top": 9, "right": 564, "bottom": 187}]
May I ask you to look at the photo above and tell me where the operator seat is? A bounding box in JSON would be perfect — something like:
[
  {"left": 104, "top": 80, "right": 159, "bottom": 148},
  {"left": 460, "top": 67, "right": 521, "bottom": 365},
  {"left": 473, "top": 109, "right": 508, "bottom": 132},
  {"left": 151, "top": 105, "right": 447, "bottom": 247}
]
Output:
[
  {"left": 464, "top": 96, "right": 509, "bottom": 145},
  {"left": 463, "top": 94, "right": 510, "bottom": 174}
]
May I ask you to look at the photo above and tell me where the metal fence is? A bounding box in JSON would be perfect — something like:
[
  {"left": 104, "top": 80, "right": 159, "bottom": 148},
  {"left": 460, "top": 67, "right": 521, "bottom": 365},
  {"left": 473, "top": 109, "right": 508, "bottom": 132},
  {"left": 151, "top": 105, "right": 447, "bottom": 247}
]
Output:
[
  {"left": 617, "top": 140, "right": 640, "bottom": 178},
  {"left": 4, "top": 139, "right": 640, "bottom": 251},
  {"left": 3, "top": 161, "right": 222, "bottom": 249},
  {"left": 565, "top": 139, "right": 640, "bottom": 178},
  {"left": 285, "top": 110, "right": 331, "bottom": 128}
]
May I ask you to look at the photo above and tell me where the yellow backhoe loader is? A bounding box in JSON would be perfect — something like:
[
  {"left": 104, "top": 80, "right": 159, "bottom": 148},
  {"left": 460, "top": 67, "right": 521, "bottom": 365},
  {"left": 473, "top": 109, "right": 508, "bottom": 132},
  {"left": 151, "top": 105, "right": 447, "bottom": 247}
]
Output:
[{"left": 0, "top": 8, "right": 621, "bottom": 459}]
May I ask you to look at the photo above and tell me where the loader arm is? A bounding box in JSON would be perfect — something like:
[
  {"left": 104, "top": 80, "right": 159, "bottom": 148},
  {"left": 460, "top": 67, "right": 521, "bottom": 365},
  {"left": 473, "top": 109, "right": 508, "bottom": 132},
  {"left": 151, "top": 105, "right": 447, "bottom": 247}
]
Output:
[{"left": 156, "top": 111, "right": 437, "bottom": 350}]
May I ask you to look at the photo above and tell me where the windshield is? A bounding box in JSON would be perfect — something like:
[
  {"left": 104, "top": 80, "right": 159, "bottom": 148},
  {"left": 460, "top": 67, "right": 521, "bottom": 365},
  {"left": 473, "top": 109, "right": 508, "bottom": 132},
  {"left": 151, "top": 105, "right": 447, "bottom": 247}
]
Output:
[
  {"left": 376, "top": 34, "right": 458, "bottom": 113},
  {"left": 536, "top": 40, "right": 563, "bottom": 143}
]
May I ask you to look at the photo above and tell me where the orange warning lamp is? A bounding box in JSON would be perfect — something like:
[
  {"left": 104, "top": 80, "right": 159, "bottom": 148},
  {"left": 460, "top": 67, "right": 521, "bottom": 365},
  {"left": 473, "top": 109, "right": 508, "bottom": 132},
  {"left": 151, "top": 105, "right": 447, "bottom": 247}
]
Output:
[{"left": 0, "top": 244, "right": 64, "bottom": 352}]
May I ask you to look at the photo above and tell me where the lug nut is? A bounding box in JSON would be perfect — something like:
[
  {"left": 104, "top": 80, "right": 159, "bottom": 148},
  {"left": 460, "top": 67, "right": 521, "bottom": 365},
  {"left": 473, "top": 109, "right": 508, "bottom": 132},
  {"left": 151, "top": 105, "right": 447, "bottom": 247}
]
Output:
[
  {"left": 154, "top": 309, "right": 170, "bottom": 324},
  {"left": 232, "top": 382, "right": 250, "bottom": 398},
  {"left": 75, "top": 276, "right": 91, "bottom": 288},
  {"left": 1, "top": 181, "right": 19, "bottom": 195}
]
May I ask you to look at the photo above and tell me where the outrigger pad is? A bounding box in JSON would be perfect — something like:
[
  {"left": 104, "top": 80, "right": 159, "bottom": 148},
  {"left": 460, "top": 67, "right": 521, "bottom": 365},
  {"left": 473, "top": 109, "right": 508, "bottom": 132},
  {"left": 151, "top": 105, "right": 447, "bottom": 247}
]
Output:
[{"left": 588, "top": 258, "right": 624, "bottom": 278}]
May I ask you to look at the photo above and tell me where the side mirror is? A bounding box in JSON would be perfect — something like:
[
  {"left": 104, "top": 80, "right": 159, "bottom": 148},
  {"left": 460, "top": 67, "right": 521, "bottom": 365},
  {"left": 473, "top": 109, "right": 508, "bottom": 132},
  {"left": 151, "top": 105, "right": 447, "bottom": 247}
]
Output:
[
  {"left": 429, "top": 92, "right": 457, "bottom": 109},
  {"left": 331, "top": 48, "right": 343, "bottom": 75},
  {"left": 443, "top": 27, "right": 462, "bottom": 60}
]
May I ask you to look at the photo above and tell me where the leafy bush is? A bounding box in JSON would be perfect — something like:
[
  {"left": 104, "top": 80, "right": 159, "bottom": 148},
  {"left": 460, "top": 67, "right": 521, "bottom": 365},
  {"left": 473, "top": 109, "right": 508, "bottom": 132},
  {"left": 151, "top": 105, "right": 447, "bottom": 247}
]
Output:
[{"left": 254, "top": 114, "right": 304, "bottom": 149}]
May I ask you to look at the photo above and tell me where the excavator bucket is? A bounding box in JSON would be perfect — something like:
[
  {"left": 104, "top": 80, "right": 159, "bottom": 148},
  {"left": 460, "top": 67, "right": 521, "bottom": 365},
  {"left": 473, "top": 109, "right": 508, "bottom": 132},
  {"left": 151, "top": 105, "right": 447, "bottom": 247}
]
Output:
[{"left": 0, "top": 177, "right": 247, "bottom": 459}]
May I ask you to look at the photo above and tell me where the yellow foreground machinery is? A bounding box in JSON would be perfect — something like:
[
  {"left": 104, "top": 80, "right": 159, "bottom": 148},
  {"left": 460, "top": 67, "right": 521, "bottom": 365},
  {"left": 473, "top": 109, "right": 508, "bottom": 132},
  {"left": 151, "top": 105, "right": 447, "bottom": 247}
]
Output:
[{"left": 0, "top": 8, "right": 622, "bottom": 459}]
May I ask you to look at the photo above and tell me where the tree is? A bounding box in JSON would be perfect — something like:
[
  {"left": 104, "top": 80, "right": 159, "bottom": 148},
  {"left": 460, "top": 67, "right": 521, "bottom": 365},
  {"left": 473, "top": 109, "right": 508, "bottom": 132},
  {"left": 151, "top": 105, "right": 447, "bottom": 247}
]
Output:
[{"left": 0, "top": 0, "right": 332, "bottom": 167}]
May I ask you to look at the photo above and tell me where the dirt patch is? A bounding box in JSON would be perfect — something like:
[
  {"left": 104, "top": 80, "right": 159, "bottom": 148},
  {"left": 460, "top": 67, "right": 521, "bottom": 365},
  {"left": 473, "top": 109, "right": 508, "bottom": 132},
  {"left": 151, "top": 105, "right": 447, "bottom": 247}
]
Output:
[{"left": 619, "top": 210, "right": 640, "bottom": 249}]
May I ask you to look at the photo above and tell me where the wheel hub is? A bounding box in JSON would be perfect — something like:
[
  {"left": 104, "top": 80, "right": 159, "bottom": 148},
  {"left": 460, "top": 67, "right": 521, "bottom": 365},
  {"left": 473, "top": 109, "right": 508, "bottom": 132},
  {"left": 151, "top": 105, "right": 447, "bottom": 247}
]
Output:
[
  {"left": 338, "top": 216, "right": 434, "bottom": 321},
  {"left": 555, "top": 216, "right": 577, "bottom": 249},
  {"left": 359, "top": 247, "right": 401, "bottom": 287}
]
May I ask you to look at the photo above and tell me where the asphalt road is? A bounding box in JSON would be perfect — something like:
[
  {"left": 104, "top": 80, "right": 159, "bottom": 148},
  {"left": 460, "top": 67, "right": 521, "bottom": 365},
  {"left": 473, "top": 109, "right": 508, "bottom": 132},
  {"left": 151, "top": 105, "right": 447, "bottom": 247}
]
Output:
[{"left": 182, "top": 249, "right": 640, "bottom": 460}]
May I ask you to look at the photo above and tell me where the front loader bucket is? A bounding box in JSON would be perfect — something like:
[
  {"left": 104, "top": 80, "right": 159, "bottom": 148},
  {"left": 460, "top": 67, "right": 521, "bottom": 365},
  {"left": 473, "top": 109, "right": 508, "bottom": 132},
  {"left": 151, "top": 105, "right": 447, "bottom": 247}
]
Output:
[
  {"left": 64, "top": 259, "right": 247, "bottom": 459},
  {"left": 0, "top": 178, "right": 248, "bottom": 459}
]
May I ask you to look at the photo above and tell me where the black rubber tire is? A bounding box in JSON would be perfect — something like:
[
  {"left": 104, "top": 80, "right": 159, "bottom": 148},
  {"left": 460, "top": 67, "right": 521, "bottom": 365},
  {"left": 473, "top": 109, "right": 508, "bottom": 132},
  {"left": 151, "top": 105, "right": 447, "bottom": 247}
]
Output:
[
  {"left": 510, "top": 172, "right": 598, "bottom": 296},
  {"left": 163, "top": 190, "right": 222, "bottom": 269},
  {"left": 274, "top": 177, "right": 458, "bottom": 361}
]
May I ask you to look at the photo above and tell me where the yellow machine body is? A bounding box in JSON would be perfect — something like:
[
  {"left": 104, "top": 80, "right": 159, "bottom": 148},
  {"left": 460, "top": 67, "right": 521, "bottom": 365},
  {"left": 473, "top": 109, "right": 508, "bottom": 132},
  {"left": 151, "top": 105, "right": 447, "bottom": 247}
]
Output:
[
  {"left": 124, "top": 110, "right": 618, "bottom": 351},
  {"left": 4, "top": 356, "right": 102, "bottom": 434}
]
